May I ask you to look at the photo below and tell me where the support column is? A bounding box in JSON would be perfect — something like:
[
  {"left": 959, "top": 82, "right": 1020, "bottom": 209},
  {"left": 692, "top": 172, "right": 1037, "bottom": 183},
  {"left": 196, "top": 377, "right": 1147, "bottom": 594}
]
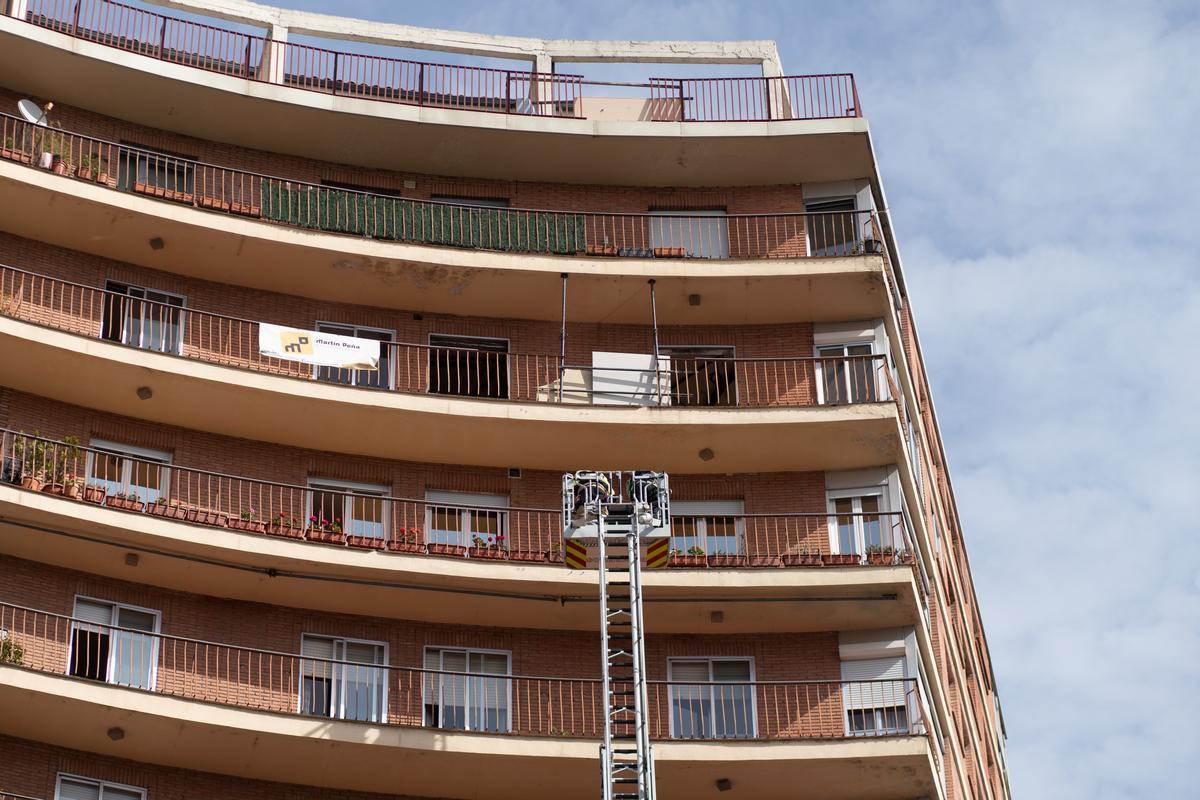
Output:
[
  {"left": 529, "top": 52, "right": 553, "bottom": 114},
  {"left": 761, "top": 56, "right": 791, "bottom": 121},
  {"left": 260, "top": 24, "right": 289, "bottom": 84}
]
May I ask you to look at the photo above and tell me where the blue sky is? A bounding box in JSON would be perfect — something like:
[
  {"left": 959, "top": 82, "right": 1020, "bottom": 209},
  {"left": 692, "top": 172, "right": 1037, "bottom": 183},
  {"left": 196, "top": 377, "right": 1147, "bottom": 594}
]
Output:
[{"left": 271, "top": 1, "right": 1198, "bottom": 795}]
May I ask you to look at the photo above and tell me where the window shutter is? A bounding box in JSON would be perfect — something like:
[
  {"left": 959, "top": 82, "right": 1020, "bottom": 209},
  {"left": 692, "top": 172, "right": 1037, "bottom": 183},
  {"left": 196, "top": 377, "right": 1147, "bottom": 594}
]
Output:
[
  {"left": 58, "top": 779, "right": 101, "bottom": 800},
  {"left": 425, "top": 491, "right": 509, "bottom": 509},
  {"left": 73, "top": 599, "right": 114, "bottom": 626},
  {"left": 672, "top": 501, "right": 744, "bottom": 517},
  {"left": 669, "top": 660, "right": 712, "bottom": 683},
  {"left": 301, "top": 635, "right": 335, "bottom": 679},
  {"left": 841, "top": 656, "right": 906, "bottom": 710},
  {"left": 711, "top": 660, "right": 751, "bottom": 682},
  {"left": 104, "top": 789, "right": 143, "bottom": 800}
]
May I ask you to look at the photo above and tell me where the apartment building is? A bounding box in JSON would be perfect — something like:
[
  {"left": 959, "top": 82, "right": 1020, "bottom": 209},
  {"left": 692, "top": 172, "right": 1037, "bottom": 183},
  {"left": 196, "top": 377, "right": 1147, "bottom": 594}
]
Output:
[{"left": 0, "top": 1, "right": 1009, "bottom": 799}]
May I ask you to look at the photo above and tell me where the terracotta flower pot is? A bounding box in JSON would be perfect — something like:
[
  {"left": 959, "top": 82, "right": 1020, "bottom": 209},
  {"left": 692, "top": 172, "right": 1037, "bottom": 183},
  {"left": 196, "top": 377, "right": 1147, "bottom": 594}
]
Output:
[
  {"left": 468, "top": 546, "right": 508, "bottom": 560},
  {"left": 780, "top": 553, "right": 823, "bottom": 567},
  {"left": 268, "top": 523, "right": 305, "bottom": 539},
  {"left": 347, "top": 534, "right": 386, "bottom": 550},
  {"left": 821, "top": 553, "right": 860, "bottom": 567},
  {"left": 308, "top": 528, "right": 345, "bottom": 545},
  {"left": 149, "top": 503, "right": 189, "bottom": 520},
  {"left": 746, "top": 554, "right": 781, "bottom": 568},
  {"left": 866, "top": 552, "right": 895, "bottom": 566},
  {"left": 185, "top": 508, "right": 228, "bottom": 527},
  {"left": 228, "top": 519, "right": 266, "bottom": 534},
  {"left": 706, "top": 554, "right": 748, "bottom": 568},
  {"left": 82, "top": 486, "right": 106, "bottom": 504},
  {"left": 668, "top": 554, "right": 708, "bottom": 568},
  {"left": 105, "top": 496, "right": 145, "bottom": 513},
  {"left": 386, "top": 540, "right": 424, "bottom": 554},
  {"left": 426, "top": 543, "right": 467, "bottom": 558},
  {"left": 19, "top": 475, "right": 44, "bottom": 492},
  {"left": 509, "top": 550, "right": 548, "bottom": 563}
]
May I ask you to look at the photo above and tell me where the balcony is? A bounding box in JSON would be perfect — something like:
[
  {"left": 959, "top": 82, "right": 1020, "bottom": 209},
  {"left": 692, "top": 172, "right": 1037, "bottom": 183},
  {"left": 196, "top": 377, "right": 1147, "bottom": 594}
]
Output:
[
  {"left": 0, "top": 114, "right": 893, "bottom": 323},
  {"left": 0, "top": 267, "right": 906, "bottom": 472},
  {"left": 0, "top": 431, "right": 928, "bottom": 632},
  {"left": 0, "top": 2, "right": 876, "bottom": 184},
  {"left": 0, "top": 602, "right": 940, "bottom": 800}
]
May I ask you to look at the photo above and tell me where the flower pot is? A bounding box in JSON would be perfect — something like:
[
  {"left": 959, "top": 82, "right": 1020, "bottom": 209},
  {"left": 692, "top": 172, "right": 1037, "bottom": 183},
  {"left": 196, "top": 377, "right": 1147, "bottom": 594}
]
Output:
[
  {"left": 347, "top": 534, "right": 386, "bottom": 550},
  {"left": 386, "top": 540, "right": 424, "bottom": 554},
  {"left": 51, "top": 160, "right": 69, "bottom": 176},
  {"left": 898, "top": 551, "right": 915, "bottom": 565},
  {"left": 426, "top": 543, "right": 467, "bottom": 558},
  {"left": 41, "top": 482, "right": 66, "bottom": 496},
  {"left": 105, "top": 496, "right": 145, "bottom": 513},
  {"left": 866, "top": 552, "right": 895, "bottom": 566},
  {"left": 149, "top": 502, "right": 189, "bottom": 521},
  {"left": 97, "top": 171, "right": 111, "bottom": 186},
  {"left": 75, "top": 166, "right": 92, "bottom": 180},
  {"left": 185, "top": 508, "right": 228, "bottom": 527},
  {"left": 652, "top": 246, "right": 687, "bottom": 258},
  {"left": 746, "top": 555, "right": 781, "bottom": 568},
  {"left": 545, "top": 550, "right": 564, "bottom": 564},
  {"left": 39, "top": 152, "right": 54, "bottom": 169},
  {"left": 228, "top": 519, "right": 266, "bottom": 534},
  {"left": 267, "top": 523, "right": 305, "bottom": 539},
  {"left": 509, "top": 550, "right": 548, "bottom": 563},
  {"left": 706, "top": 554, "right": 748, "bottom": 568},
  {"left": 19, "top": 475, "right": 44, "bottom": 492},
  {"left": 0, "top": 148, "right": 32, "bottom": 165},
  {"left": 586, "top": 244, "right": 619, "bottom": 257},
  {"left": 821, "top": 553, "right": 860, "bottom": 567},
  {"left": 668, "top": 554, "right": 708, "bottom": 568},
  {"left": 82, "top": 486, "right": 105, "bottom": 504},
  {"left": 780, "top": 553, "right": 823, "bottom": 567},
  {"left": 469, "top": 546, "right": 508, "bottom": 560},
  {"left": 308, "top": 528, "right": 346, "bottom": 545}
]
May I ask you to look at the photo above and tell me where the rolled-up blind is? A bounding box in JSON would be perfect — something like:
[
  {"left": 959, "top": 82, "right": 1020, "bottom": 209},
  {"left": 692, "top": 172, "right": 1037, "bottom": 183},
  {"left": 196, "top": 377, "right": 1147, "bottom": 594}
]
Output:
[
  {"left": 841, "top": 656, "right": 906, "bottom": 709},
  {"left": 58, "top": 778, "right": 101, "bottom": 800}
]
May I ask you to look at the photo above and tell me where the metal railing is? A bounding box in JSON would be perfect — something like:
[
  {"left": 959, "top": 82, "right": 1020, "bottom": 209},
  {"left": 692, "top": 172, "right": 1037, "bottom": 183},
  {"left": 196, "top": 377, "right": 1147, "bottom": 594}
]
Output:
[
  {"left": 18, "top": 0, "right": 859, "bottom": 122},
  {"left": 0, "top": 601, "right": 925, "bottom": 740},
  {"left": 0, "top": 429, "right": 916, "bottom": 566},
  {"left": 0, "top": 112, "right": 885, "bottom": 260},
  {"left": 0, "top": 263, "right": 897, "bottom": 408}
]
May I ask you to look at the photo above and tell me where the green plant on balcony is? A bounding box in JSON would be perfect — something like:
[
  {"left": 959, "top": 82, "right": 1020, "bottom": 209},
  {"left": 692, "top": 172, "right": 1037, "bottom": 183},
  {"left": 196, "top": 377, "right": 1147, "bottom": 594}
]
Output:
[
  {"left": 865, "top": 544, "right": 897, "bottom": 565},
  {"left": 687, "top": 545, "right": 706, "bottom": 556},
  {"left": 0, "top": 635, "right": 24, "bottom": 666}
]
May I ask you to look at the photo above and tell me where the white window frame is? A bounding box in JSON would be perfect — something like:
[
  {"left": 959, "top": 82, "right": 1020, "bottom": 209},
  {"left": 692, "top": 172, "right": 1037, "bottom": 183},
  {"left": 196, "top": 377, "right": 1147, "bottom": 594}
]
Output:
[
  {"left": 103, "top": 280, "right": 187, "bottom": 355},
  {"left": 306, "top": 477, "right": 390, "bottom": 539},
  {"left": 667, "top": 656, "right": 757, "bottom": 739},
  {"left": 312, "top": 321, "right": 396, "bottom": 389},
  {"left": 647, "top": 209, "right": 731, "bottom": 259},
  {"left": 826, "top": 486, "right": 889, "bottom": 557},
  {"left": 85, "top": 439, "right": 172, "bottom": 505},
  {"left": 297, "top": 633, "right": 389, "bottom": 723},
  {"left": 423, "top": 645, "right": 513, "bottom": 733},
  {"left": 424, "top": 490, "right": 510, "bottom": 549},
  {"left": 67, "top": 595, "right": 162, "bottom": 691},
  {"left": 56, "top": 774, "right": 147, "bottom": 800},
  {"left": 671, "top": 500, "right": 745, "bottom": 556}
]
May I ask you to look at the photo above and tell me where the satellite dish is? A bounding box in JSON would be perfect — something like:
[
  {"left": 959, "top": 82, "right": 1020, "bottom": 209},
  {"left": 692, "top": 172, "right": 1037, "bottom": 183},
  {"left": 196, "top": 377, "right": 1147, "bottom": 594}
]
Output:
[{"left": 17, "top": 99, "right": 50, "bottom": 126}]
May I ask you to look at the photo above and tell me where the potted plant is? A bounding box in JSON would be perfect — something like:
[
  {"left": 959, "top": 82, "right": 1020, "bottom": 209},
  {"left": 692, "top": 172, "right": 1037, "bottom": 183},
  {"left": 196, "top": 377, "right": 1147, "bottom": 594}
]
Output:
[
  {"left": 105, "top": 491, "right": 145, "bottom": 513},
  {"left": 39, "top": 436, "right": 81, "bottom": 497},
  {"left": 307, "top": 516, "right": 345, "bottom": 545},
  {"left": 510, "top": 544, "right": 548, "bottom": 563},
  {"left": 781, "top": 548, "right": 823, "bottom": 567},
  {"left": 426, "top": 539, "right": 468, "bottom": 558},
  {"left": 347, "top": 532, "right": 386, "bottom": 550},
  {"left": 228, "top": 508, "right": 266, "bottom": 534},
  {"left": 12, "top": 433, "right": 47, "bottom": 491},
  {"left": 268, "top": 512, "right": 305, "bottom": 539},
  {"left": 82, "top": 484, "right": 106, "bottom": 504},
  {"left": 1, "top": 135, "right": 31, "bottom": 165},
  {"left": 545, "top": 538, "right": 564, "bottom": 563},
  {"left": 865, "top": 545, "right": 896, "bottom": 566},
  {"left": 76, "top": 153, "right": 98, "bottom": 180},
  {"left": 821, "top": 552, "right": 860, "bottom": 566},
  {"left": 0, "top": 635, "right": 24, "bottom": 666},
  {"left": 387, "top": 527, "right": 424, "bottom": 554},
  {"left": 149, "top": 497, "right": 188, "bottom": 520},
  {"left": 185, "top": 506, "right": 228, "bottom": 527},
  {"left": 669, "top": 546, "right": 708, "bottom": 568},
  {"left": 469, "top": 534, "right": 508, "bottom": 560},
  {"left": 652, "top": 246, "right": 687, "bottom": 258}
]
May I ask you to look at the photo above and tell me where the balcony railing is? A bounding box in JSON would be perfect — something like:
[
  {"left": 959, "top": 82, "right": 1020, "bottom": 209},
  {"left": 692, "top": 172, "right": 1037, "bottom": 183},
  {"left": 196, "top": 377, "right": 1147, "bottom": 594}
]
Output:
[
  {"left": 0, "top": 264, "right": 898, "bottom": 408},
  {"left": 17, "top": 0, "right": 860, "bottom": 122},
  {"left": 0, "top": 112, "right": 885, "bottom": 260},
  {"left": 0, "top": 601, "right": 925, "bottom": 740},
  {"left": 0, "top": 429, "right": 917, "bottom": 567}
]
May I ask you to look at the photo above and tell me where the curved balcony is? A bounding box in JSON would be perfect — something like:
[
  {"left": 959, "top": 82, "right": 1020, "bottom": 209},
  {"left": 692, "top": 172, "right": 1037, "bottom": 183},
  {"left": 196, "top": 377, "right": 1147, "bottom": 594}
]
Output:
[
  {"left": 0, "top": 2, "right": 875, "bottom": 184},
  {"left": 0, "top": 431, "right": 928, "bottom": 632},
  {"left": 0, "top": 266, "right": 905, "bottom": 472},
  {"left": 0, "top": 602, "right": 939, "bottom": 800},
  {"left": 0, "top": 114, "right": 894, "bottom": 322}
]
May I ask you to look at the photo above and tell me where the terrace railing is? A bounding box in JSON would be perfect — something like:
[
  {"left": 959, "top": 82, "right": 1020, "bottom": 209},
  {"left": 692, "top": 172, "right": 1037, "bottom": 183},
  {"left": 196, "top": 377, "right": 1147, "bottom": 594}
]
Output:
[
  {"left": 18, "top": 1, "right": 859, "bottom": 122},
  {"left": 0, "top": 601, "right": 925, "bottom": 740},
  {"left": 0, "top": 113, "right": 885, "bottom": 261},
  {"left": 0, "top": 429, "right": 917, "bottom": 566},
  {"left": 0, "top": 264, "right": 898, "bottom": 409}
]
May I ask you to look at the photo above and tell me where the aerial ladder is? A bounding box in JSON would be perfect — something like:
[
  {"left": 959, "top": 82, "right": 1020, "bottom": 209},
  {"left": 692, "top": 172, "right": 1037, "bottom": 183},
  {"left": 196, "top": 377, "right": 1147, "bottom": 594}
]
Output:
[{"left": 563, "top": 470, "right": 670, "bottom": 800}]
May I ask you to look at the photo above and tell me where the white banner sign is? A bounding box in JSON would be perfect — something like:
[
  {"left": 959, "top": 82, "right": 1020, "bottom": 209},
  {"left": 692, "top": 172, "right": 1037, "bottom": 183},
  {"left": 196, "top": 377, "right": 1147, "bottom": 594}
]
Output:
[{"left": 258, "top": 323, "right": 380, "bottom": 370}]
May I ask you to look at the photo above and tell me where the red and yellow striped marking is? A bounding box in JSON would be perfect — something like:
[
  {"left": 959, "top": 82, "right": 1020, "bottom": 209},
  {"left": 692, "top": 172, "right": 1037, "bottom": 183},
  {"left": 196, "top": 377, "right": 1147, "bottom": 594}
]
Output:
[
  {"left": 645, "top": 538, "right": 670, "bottom": 569},
  {"left": 564, "top": 539, "right": 589, "bottom": 569}
]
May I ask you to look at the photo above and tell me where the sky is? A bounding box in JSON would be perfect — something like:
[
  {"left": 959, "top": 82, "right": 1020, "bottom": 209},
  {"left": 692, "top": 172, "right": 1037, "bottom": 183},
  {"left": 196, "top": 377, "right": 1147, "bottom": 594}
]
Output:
[{"left": 201, "top": 0, "right": 1200, "bottom": 796}]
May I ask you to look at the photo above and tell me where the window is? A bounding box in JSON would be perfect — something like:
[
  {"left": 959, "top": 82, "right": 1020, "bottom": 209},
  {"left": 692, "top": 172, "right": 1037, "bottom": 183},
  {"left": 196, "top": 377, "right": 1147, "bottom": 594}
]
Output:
[
  {"left": 425, "top": 491, "right": 509, "bottom": 549},
  {"left": 668, "top": 658, "right": 754, "bottom": 739},
  {"left": 424, "top": 647, "right": 511, "bottom": 732},
  {"left": 314, "top": 322, "right": 394, "bottom": 389},
  {"left": 429, "top": 195, "right": 510, "bottom": 209},
  {"left": 56, "top": 775, "right": 145, "bottom": 800},
  {"left": 648, "top": 209, "right": 730, "bottom": 259},
  {"left": 428, "top": 334, "right": 509, "bottom": 399},
  {"left": 101, "top": 281, "right": 185, "bottom": 354},
  {"left": 307, "top": 478, "right": 389, "bottom": 538},
  {"left": 86, "top": 440, "right": 171, "bottom": 505},
  {"left": 662, "top": 346, "right": 736, "bottom": 406},
  {"left": 841, "top": 656, "right": 910, "bottom": 736},
  {"left": 671, "top": 501, "right": 744, "bottom": 556},
  {"left": 827, "top": 490, "right": 890, "bottom": 558},
  {"left": 805, "top": 197, "right": 858, "bottom": 257},
  {"left": 300, "top": 635, "right": 388, "bottom": 722},
  {"left": 816, "top": 342, "right": 878, "bottom": 404},
  {"left": 117, "top": 144, "right": 194, "bottom": 195},
  {"left": 68, "top": 597, "right": 160, "bottom": 690}
]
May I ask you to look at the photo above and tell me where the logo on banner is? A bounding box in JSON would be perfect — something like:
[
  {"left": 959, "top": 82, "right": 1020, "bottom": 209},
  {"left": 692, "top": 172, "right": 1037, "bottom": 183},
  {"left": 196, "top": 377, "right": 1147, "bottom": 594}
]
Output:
[
  {"left": 259, "top": 323, "right": 379, "bottom": 371},
  {"left": 281, "top": 332, "right": 313, "bottom": 355}
]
